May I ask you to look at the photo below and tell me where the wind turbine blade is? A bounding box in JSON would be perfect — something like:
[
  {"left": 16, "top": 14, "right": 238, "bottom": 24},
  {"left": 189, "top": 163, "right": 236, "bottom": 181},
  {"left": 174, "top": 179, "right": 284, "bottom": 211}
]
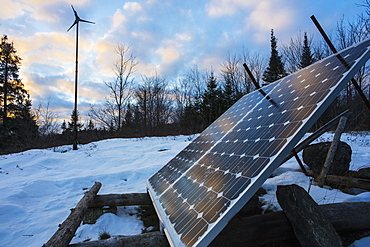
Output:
[
  {"left": 67, "top": 20, "right": 78, "bottom": 32},
  {"left": 71, "top": 5, "right": 80, "bottom": 21},
  {"left": 80, "top": 19, "right": 95, "bottom": 24}
]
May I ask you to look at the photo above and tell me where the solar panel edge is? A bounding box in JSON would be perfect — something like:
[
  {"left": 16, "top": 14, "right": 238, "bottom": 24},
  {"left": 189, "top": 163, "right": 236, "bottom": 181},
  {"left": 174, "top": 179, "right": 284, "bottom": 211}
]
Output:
[{"left": 146, "top": 180, "right": 187, "bottom": 247}]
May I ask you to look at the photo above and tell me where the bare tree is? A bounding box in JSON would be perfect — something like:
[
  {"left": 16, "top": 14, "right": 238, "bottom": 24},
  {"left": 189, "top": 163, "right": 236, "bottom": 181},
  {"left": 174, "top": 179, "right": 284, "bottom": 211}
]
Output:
[
  {"left": 104, "top": 44, "right": 137, "bottom": 130},
  {"left": 34, "top": 100, "right": 59, "bottom": 135},
  {"left": 240, "top": 49, "right": 266, "bottom": 90},
  {"left": 220, "top": 53, "right": 244, "bottom": 96},
  {"left": 220, "top": 48, "right": 266, "bottom": 94},
  {"left": 89, "top": 100, "right": 116, "bottom": 130},
  {"left": 135, "top": 74, "right": 172, "bottom": 135}
]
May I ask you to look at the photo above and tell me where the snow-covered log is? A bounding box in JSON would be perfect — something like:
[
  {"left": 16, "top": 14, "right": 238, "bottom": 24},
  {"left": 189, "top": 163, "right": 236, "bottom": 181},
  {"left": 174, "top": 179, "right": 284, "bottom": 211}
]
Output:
[
  {"left": 44, "top": 182, "right": 102, "bottom": 247},
  {"left": 89, "top": 193, "right": 151, "bottom": 207}
]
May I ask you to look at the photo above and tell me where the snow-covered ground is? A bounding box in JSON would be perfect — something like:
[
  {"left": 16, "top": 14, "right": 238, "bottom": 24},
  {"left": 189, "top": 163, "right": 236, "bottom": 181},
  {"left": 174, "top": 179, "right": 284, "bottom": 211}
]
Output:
[{"left": 0, "top": 132, "right": 369, "bottom": 247}]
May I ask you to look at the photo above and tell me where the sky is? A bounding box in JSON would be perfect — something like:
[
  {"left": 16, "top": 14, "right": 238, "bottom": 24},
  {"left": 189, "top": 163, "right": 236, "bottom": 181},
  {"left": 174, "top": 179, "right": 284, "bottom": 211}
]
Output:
[{"left": 0, "top": 0, "right": 367, "bottom": 122}]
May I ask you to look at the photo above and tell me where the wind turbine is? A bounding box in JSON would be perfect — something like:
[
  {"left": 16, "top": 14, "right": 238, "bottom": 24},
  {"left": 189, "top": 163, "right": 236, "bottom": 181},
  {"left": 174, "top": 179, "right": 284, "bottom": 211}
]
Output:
[{"left": 67, "top": 5, "right": 94, "bottom": 150}]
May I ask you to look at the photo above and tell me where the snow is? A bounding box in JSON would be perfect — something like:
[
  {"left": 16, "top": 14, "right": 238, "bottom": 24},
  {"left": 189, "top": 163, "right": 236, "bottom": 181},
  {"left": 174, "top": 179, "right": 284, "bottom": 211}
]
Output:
[{"left": 0, "top": 132, "right": 369, "bottom": 246}]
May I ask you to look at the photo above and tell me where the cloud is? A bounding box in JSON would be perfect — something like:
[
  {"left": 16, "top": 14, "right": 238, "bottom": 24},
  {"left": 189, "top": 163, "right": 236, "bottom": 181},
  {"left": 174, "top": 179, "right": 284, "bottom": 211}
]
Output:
[
  {"left": 206, "top": 0, "right": 297, "bottom": 45},
  {"left": 0, "top": 0, "right": 90, "bottom": 23},
  {"left": 123, "top": 2, "right": 143, "bottom": 13},
  {"left": 156, "top": 47, "right": 181, "bottom": 65},
  {"left": 0, "top": 0, "right": 30, "bottom": 19},
  {"left": 206, "top": 0, "right": 253, "bottom": 17},
  {"left": 112, "top": 9, "right": 128, "bottom": 31},
  {"left": 246, "top": 1, "right": 295, "bottom": 34}
]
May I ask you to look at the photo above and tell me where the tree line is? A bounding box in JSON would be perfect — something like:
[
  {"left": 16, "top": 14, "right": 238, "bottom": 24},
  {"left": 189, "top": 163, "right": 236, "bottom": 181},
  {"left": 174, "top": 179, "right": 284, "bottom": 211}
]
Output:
[{"left": 1, "top": 2, "right": 369, "bottom": 154}]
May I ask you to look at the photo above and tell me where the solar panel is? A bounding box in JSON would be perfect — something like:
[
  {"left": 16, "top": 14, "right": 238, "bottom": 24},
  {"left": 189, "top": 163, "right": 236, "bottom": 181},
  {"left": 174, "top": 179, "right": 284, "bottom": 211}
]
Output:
[{"left": 146, "top": 38, "right": 370, "bottom": 247}]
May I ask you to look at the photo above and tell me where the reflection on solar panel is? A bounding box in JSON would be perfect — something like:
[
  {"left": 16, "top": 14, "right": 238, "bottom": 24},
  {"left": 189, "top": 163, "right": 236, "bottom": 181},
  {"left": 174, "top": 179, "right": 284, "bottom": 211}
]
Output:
[{"left": 146, "top": 38, "right": 370, "bottom": 247}]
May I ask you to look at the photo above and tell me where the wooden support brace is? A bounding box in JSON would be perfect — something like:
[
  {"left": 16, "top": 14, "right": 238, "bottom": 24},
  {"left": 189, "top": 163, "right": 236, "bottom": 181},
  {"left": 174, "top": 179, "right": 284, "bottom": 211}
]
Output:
[
  {"left": 317, "top": 116, "right": 347, "bottom": 187},
  {"left": 44, "top": 182, "right": 102, "bottom": 247},
  {"left": 293, "top": 149, "right": 308, "bottom": 175},
  {"left": 310, "top": 15, "right": 370, "bottom": 111}
]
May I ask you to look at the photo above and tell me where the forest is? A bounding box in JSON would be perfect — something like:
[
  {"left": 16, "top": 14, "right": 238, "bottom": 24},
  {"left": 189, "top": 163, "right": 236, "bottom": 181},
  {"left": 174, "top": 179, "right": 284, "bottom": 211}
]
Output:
[{"left": 0, "top": 2, "right": 369, "bottom": 155}]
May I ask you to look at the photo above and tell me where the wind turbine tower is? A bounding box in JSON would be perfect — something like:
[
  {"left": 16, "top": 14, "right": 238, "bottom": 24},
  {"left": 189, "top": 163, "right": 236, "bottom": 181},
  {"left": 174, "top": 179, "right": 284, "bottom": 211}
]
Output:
[{"left": 67, "top": 5, "right": 94, "bottom": 150}]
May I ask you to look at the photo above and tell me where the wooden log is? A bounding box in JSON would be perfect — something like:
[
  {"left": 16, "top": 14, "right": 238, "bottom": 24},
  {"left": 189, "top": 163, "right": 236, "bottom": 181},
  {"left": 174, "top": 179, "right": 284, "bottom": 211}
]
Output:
[
  {"left": 276, "top": 184, "right": 343, "bottom": 247},
  {"left": 307, "top": 170, "right": 370, "bottom": 191},
  {"left": 44, "top": 182, "right": 102, "bottom": 247},
  {"left": 89, "top": 193, "right": 151, "bottom": 208},
  {"left": 317, "top": 116, "right": 347, "bottom": 187},
  {"left": 325, "top": 174, "right": 370, "bottom": 191},
  {"left": 69, "top": 232, "right": 169, "bottom": 247},
  {"left": 70, "top": 202, "right": 370, "bottom": 247}
]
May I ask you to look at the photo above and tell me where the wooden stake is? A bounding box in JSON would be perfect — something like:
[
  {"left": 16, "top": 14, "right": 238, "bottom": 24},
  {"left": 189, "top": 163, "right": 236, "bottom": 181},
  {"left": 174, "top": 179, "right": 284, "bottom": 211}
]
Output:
[{"left": 317, "top": 116, "right": 347, "bottom": 187}]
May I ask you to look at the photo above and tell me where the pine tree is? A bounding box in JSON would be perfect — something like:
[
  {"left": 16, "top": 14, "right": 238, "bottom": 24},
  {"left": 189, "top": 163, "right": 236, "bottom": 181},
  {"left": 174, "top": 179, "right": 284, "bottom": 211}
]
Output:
[
  {"left": 124, "top": 102, "right": 133, "bottom": 126},
  {"left": 221, "top": 77, "right": 235, "bottom": 112},
  {"left": 299, "top": 32, "right": 315, "bottom": 69},
  {"left": 67, "top": 110, "right": 83, "bottom": 132},
  {"left": 61, "top": 120, "right": 70, "bottom": 133},
  {"left": 87, "top": 120, "right": 95, "bottom": 131},
  {"left": 201, "top": 73, "right": 222, "bottom": 127},
  {"left": 262, "top": 29, "right": 288, "bottom": 84},
  {"left": 0, "top": 35, "right": 37, "bottom": 146}
]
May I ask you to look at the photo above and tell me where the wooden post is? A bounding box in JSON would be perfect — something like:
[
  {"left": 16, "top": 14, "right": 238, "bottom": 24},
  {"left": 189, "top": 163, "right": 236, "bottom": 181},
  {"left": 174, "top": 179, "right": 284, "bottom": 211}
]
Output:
[
  {"left": 317, "top": 116, "right": 347, "bottom": 187},
  {"left": 44, "top": 182, "right": 102, "bottom": 247}
]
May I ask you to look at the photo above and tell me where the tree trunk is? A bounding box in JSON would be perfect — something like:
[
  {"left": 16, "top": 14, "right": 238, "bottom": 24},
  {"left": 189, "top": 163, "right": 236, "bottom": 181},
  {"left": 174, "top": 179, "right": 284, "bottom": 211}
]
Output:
[{"left": 44, "top": 182, "right": 102, "bottom": 247}]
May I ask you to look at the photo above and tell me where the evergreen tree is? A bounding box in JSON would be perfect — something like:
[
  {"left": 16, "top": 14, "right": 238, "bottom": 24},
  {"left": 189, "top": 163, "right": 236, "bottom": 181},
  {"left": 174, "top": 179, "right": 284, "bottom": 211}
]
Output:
[
  {"left": 87, "top": 120, "right": 95, "bottom": 131},
  {"left": 124, "top": 102, "right": 133, "bottom": 126},
  {"left": 299, "top": 32, "right": 315, "bottom": 69},
  {"left": 0, "top": 35, "right": 37, "bottom": 147},
  {"left": 201, "top": 73, "right": 222, "bottom": 127},
  {"left": 61, "top": 120, "right": 70, "bottom": 133},
  {"left": 262, "top": 29, "right": 288, "bottom": 84},
  {"left": 221, "top": 77, "right": 235, "bottom": 112},
  {"left": 67, "top": 110, "right": 83, "bottom": 133}
]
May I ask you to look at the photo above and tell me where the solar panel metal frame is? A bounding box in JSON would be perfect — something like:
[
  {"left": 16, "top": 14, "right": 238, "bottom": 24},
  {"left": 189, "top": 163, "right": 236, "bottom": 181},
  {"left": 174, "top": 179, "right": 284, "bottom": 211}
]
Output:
[{"left": 146, "top": 38, "right": 370, "bottom": 247}]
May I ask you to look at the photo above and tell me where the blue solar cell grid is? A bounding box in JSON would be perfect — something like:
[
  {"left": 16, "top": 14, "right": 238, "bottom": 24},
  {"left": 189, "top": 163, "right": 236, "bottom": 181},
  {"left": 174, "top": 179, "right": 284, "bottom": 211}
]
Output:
[{"left": 146, "top": 38, "right": 370, "bottom": 247}]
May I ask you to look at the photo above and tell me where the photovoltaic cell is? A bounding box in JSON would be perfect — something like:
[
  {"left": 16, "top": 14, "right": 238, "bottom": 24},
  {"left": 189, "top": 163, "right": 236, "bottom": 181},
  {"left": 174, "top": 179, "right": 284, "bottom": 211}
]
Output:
[{"left": 146, "top": 38, "right": 370, "bottom": 247}]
